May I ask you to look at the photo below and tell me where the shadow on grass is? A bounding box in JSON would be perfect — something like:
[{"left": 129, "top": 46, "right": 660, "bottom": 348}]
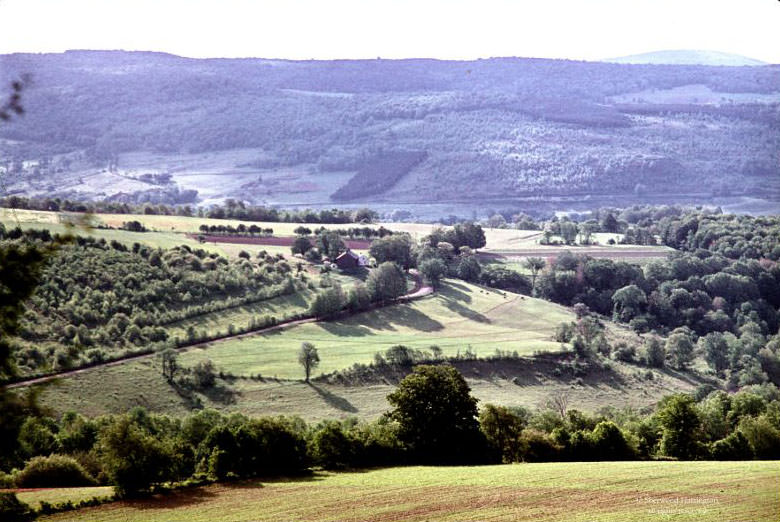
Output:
[
  {"left": 656, "top": 366, "right": 710, "bottom": 387},
  {"left": 201, "top": 383, "right": 239, "bottom": 405},
  {"left": 440, "top": 281, "right": 472, "bottom": 303},
  {"left": 443, "top": 299, "right": 490, "bottom": 323},
  {"left": 126, "top": 486, "right": 221, "bottom": 510},
  {"left": 321, "top": 304, "right": 445, "bottom": 334},
  {"left": 318, "top": 321, "right": 375, "bottom": 337},
  {"left": 309, "top": 383, "right": 358, "bottom": 413}
]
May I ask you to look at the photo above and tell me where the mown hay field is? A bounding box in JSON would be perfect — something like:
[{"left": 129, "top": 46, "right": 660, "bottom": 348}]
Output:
[{"left": 39, "top": 461, "right": 780, "bottom": 521}]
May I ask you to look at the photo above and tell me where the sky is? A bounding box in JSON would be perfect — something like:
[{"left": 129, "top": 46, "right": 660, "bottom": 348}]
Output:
[{"left": 0, "top": 0, "right": 778, "bottom": 63}]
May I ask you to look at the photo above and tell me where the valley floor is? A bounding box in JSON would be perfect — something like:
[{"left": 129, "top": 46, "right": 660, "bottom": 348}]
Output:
[{"left": 36, "top": 461, "right": 780, "bottom": 521}]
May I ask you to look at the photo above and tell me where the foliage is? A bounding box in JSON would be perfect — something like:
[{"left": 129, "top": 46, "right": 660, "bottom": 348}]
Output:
[
  {"left": 14, "top": 454, "right": 96, "bottom": 488},
  {"left": 386, "top": 365, "right": 487, "bottom": 464},
  {"left": 418, "top": 258, "right": 447, "bottom": 289},
  {"left": 366, "top": 262, "right": 407, "bottom": 302},
  {"left": 656, "top": 395, "right": 705, "bottom": 460},
  {"left": 331, "top": 150, "right": 427, "bottom": 201},
  {"left": 369, "top": 234, "right": 414, "bottom": 269},
  {"left": 298, "top": 343, "right": 320, "bottom": 383},
  {"left": 0, "top": 492, "right": 34, "bottom": 522},
  {"left": 3, "top": 228, "right": 297, "bottom": 376},
  {"left": 98, "top": 416, "right": 175, "bottom": 497}
]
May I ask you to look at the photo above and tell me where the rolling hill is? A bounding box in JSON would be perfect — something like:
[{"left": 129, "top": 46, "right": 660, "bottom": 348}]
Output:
[
  {"left": 1, "top": 51, "right": 778, "bottom": 218},
  {"left": 606, "top": 50, "right": 769, "bottom": 66}
]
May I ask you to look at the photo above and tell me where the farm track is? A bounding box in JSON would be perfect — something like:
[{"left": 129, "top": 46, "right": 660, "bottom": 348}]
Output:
[{"left": 5, "top": 272, "right": 433, "bottom": 390}]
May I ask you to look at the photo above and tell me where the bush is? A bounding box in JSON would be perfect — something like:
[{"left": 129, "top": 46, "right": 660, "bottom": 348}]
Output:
[
  {"left": 517, "top": 429, "right": 562, "bottom": 462},
  {"left": 612, "top": 343, "right": 636, "bottom": 363},
  {"left": 738, "top": 415, "right": 780, "bottom": 459},
  {"left": 15, "top": 454, "right": 96, "bottom": 488},
  {"left": 0, "top": 472, "right": 14, "bottom": 488},
  {"left": 192, "top": 360, "right": 217, "bottom": 389},
  {"left": 310, "top": 421, "right": 355, "bottom": 469},
  {"left": 555, "top": 322, "right": 575, "bottom": 343},
  {"left": 588, "top": 421, "right": 635, "bottom": 460},
  {"left": 0, "top": 493, "right": 34, "bottom": 522},
  {"left": 711, "top": 431, "right": 753, "bottom": 460},
  {"left": 644, "top": 335, "right": 665, "bottom": 368},
  {"left": 99, "top": 417, "right": 175, "bottom": 497}
]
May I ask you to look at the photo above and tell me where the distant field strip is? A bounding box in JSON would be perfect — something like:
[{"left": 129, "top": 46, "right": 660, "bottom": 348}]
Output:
[
  {"left": 177, "top": 280, "right": 575, "bottom": 378},
  {"left": 40, "top": 461, "right": 780, "bottom": 521}
]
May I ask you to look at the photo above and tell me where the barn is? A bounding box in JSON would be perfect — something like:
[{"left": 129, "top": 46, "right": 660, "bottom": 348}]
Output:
[{"left": 334, "top": 249, "right": 360, "bottom": 270}]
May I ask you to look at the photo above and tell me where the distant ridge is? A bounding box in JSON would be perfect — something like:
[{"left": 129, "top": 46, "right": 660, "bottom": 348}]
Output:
[{"left": 605, "top": 50, "right": 767, "bottom": 67}]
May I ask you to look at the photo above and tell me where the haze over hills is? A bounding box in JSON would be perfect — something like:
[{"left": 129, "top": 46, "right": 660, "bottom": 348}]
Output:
[
  {"left": 0, "top": 50, "right": 778, "bottom": 218},
  {"left": 606, "top": 49, "right": 770, "bottom": 67}
]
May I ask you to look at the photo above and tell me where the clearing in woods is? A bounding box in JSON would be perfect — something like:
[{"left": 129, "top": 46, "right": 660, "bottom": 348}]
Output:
[{"left": 36, "top": 461, "right": 780, "bottom": 521}]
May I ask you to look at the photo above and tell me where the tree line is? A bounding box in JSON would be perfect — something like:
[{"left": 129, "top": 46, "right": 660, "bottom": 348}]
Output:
[
  {"left": 1, "top": 365, "right": 777, "bottom": 511},
  {"left": 0, "top": 196, "right": 378, "bottom": 225}
]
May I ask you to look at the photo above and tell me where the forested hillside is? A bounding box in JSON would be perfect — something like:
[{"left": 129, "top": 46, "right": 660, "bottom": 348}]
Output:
[
  {"left": 0, "top": 51, "right": 777, "bottom": 209},
  {"left": 0, "top": 226, "right": 300, "bottom": 376}
]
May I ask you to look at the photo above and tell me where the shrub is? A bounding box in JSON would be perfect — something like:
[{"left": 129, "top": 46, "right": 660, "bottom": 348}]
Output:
[
  {"left": 99, "top": 417, "right": 175, "bottom": 497},
  {"left": 0, "top": 472, "right": 14, "bottom": 488},
  {"left": 644, "top": 335, "right": 666, "bottom": 368},
  {"left": 15, "top": 455, "right": 96, "bottom": 488},
  {"left": 310, "top": 421, "right": 355, "bottom": 469},
  {"left": 0, "top": 493, "right": 34, "bottom": 522},
  {"left": 612, "top": 343, "right": 636, "bottom": 363},
  {"left": 588, "top": 421, "right": 635, "bottom": 460},
  {"left": 192, "top": 360, "right": 217, "bottom": 389},
  {"left": 555, "top": 322, "right": 575, "bottom": 343},
  {"left": 517, "top": 429, "right": 562, "bottom": 462},
  {"left": 711, "top": 431, "right": 753, "bottom": 460},
  {"left": 738, "top": 415, "right": 780, "bottom": 459}
]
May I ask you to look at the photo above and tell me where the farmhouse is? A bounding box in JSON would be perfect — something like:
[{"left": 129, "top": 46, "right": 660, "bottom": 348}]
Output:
[{"left": 335, "top": 249, "right": 366, "bottom": 270}]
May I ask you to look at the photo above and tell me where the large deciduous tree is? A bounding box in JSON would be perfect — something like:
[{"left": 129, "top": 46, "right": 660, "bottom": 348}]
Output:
[
  {"left": 369, "top": 234, "right": 413, "bottom": 269},
  {"left": 366, "top": 262, "right": 407, "bottom": 302},
  {"left": 386, "top": 365, "right": 487, "bottom": 463}
]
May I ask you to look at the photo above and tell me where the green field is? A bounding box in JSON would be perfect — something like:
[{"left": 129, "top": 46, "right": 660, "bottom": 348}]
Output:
[
  {"left": 163, "top": 289, "right": 316, "bottom": 341},
  {"left": 38, "top": 461, "right": 780, "bottom": 521},
  {"left": 32, "top": 277, "right": 698, "bottom": 422},
  {"left": 13, "top": 486, "right": 114, "bottom": 510},
  {"left": 177, "top": 280, "right": 576, "bottom": 379}
]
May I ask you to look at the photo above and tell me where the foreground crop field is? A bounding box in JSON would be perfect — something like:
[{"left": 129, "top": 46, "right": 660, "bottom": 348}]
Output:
[
  {"left": 177, "top": 280, "right": 578, "bottom": 379},
  {"left": 40, "top": 461, "right": 780, "bottom": 521}
]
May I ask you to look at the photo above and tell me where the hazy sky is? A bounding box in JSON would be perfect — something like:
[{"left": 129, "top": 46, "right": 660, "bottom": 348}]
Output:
[{"left": 1, "top": 0, "right": 778, "bottom": 62}]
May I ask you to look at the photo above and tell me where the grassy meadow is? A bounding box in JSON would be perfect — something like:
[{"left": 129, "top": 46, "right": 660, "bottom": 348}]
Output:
[
  {"left": 176, "top": 280, "right": 576, "bottom": 379},
  {"left": 38, "top": 461, "right": 780, "bottom": 521},
  {"left": 32, "top": 279, "right": 699, "bottom": 421},
  {"left": 13, "top": 487, "right": 114, "bottom": 510}
]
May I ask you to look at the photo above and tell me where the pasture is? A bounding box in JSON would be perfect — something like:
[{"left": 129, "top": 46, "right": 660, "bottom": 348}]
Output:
[
  {"left": 13, "top": 487, "right": 114, "bottom": 510},
  {"left": 176, "top": 280, "right": 577, "bottom": 379},
  {"left": 39, "top": 461, "right": 780, "bottom": 521},
  {"left": 33, "top": 351, "right": 703, "bottom": 422},
  {"left": 31, "top": 278, "right": 698, "bottom": 421}
]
